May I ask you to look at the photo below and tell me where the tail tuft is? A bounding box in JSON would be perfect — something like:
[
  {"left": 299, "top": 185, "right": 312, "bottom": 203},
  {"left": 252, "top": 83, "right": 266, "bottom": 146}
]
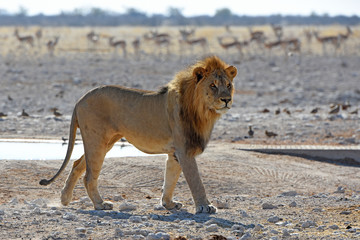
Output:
[{"left": 39, "top": 179, "right": 51, "bottom": 186}]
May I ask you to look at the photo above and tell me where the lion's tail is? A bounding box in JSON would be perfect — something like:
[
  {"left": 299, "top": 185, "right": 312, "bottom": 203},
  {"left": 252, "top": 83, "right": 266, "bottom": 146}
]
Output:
[{"left": 39, "top": 108, "right": 78, "bottom": 186}]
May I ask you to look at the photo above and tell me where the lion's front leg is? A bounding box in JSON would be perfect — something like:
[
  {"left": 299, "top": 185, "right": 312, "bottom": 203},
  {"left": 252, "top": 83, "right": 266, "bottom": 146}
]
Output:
[
  {"left": 176, "top": 152, "right": 216, "bottom": 214},
  {"left": 161, "top": 154, "right": 183, "bottom": 210}
]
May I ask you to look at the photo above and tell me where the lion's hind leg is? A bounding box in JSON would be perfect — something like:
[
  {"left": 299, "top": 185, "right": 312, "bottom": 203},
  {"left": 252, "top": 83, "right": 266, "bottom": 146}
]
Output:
[
  {"left": 61, "top": 155, "right": 86, "bottom": 206},
  {"left": 161, "top": 153, "right": 183, "bottom": 210},
  {"left": 82, "top": 134, "right": 122, "bottom": 210}
]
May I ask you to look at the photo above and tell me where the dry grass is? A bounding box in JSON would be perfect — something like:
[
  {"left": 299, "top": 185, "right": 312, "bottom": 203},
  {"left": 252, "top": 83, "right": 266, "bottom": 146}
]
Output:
[{"left": 0, "top": 25, "right": 359, "bottom": 57}]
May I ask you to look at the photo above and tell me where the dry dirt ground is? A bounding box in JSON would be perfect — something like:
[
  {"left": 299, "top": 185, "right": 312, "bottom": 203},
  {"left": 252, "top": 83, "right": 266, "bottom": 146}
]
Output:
[
  {"left": 0, "top": 26, "right": 360, "bottom": 239},
  {"left": 1, "top": 143, "right": 360, "bottom": 239}
]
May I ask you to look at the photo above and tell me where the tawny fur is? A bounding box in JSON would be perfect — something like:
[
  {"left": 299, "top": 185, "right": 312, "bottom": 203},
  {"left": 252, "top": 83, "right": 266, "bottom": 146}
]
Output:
[{"left": 39, "top": 56, "right": 237, "bottom": 214}]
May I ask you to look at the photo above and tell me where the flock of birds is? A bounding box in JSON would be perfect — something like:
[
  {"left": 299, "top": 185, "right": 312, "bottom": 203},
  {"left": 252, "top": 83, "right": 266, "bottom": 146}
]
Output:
[{"left": 10, "top": 24, "right": 354, "bottom": 58}]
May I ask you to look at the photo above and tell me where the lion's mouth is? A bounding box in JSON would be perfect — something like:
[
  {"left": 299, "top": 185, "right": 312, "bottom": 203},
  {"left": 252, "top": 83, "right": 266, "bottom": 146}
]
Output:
[{"left": 215, "top": 106, "right": 230, "bottom": 114}]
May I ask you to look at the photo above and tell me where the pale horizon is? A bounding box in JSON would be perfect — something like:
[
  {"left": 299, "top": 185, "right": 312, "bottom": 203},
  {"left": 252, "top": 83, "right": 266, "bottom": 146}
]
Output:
[{"left": 1, "top": 0, "right": 359, "bottom": 17}]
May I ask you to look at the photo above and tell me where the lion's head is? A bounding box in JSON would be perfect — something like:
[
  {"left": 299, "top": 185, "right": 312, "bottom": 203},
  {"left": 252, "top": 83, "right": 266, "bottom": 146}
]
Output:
[{"left": 169, "top": 56, "right": 237, "bottom": 155}]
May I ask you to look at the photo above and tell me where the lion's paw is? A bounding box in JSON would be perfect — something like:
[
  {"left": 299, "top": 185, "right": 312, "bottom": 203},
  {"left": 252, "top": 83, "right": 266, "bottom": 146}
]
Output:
[
  {"left": 60, "top": 189, "right": 72, "bottom": 206},
  {"left": 94, "top": 201, "right": 113, "bottom": 210},
  {"left": 196, "top": 204, "right": 217, "bottom": 214},
  {"left": 162, "top": 200, "right": 183, "bottom": 210}
]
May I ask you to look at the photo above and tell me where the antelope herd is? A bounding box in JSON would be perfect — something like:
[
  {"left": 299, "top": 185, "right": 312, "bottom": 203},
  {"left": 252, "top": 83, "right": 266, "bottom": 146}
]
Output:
[{"left": 4, "top": 25, "right": 356, "bottom": 61}]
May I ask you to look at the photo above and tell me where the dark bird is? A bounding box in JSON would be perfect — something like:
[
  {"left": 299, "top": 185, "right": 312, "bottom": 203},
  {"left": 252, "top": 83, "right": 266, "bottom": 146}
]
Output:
[
  {"left": 61, "top": 136, "right": 67, "bottom": 142},
  {"left": 7, "top": 95, "right": 13, "bottom": 101},
  {"left": 53, "top": 108, "right": 62, "bottom": 117},
  {"left": 174, "top": 237, "right": 188, "bottom": 240},
  {"left": 248, "top": 126, "right": 254, "bottom": 137},
  {"left": 310, "top": 108, "right": 319, "bottom": 114},
  {"left": 275, "top": 108, "right": 281, "bottom": 115},
  {"left": 341, "top": 102, "right": 351, "bottom": 110},
  {"left": 350, "top": 109, "right": 358, "bottom": 114},
  {"left": 206, "top": 235, "right": 227, "bottom": 240},
  {"left": 329, "top": 104, "right": 340, "bottom": 114},
  {"left": 0, "top": 112, "right": 7, "bottom": 117},
  {"left": 21, "top": 109, "right": 29, "bottom": 117},
  {"left": 283, "top": 108, "right": 291, "bottom": 115},
  {"left": 261, "top": 108, "right": 270, "bottom": 113},
  {"left": 265, "top": 130, "right": 278, "bottom": 138}
]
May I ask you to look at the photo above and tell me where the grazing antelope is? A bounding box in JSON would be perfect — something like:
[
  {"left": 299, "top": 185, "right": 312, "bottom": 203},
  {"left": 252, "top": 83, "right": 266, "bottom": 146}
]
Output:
[
  {"left": 108, "top": 37, "right": 127, "bottom": 58},
  {"left": 14, "top": 29, "right": 34, "bottom": 47},
  {"left": 271, "top": 24, "right": 283, "bottom": 41},
  {"left": 132, "top": 37, "right": 141, "bottom": 59},
  {"left": 87, "top": 31, "right": 100, "bottom": 49},
  {"left": 46, "top": 36, "right": 60, "bottom": 57},
  {"left": 217, "top": 37, "right": 247, "bottom": 56},
  {"left": 149, "top": 30, "right": 171, "bottom": 55},
  {"left": 179, "top": 29, "right": 208, "bottom": 54},
  {"left": 338, "top": 26, "right": 352, "bottom": 42},
  {"left": 248, "top": 27, "right": 266, "bottom": 43},
  {"left": 35, "top": 28, "right": 42, "bottom": 48},
  {"left": 313, "top": 31, "right": 340, "bottom": 55}
]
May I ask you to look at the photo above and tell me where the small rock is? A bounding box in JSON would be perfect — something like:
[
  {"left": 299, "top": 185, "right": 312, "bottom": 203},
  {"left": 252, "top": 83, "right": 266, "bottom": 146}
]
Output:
[
  {"left": 113, "top": 195, "right": 124, "bottom": 201},
  {"left": 334, "top": 186, "right": 345, "bottom": 194},
  {"left": 114, "top": 228, "right": 124, "bottom": 238},
  {"left": 9, "top": 198, "right": 18, "bottom": 205},
  {"left": 206, "top": 224, "right": 218, "bottom": 232},
  {"left": 179, "top": 220, "right": 196, "bottom": 225},
  {"left": 239, "top": 232, "right": 251, "bottom": 240},
  {"left": 238, "top": 209, "right": 249, "bottom": 218},
  {"left": 0, "top": 210, "right": 5, "bottom": 215},
  {"left": 289, "top": 201, "right": 297, "bottom": 207},
  {"left": 312, "top": 208, "right": 323, "bottom": 212},
  {"left": 75, "top": 228, "right": 86, "bottom": 234},
  {"left": 262, "top": 203, "right": 278, "bottom": 209},
  {"left": 214, "top": 199, "right": 229, "bottom": 209},
  {"left": 147, "top": 232, "right": 170, "bottom": 240},
  {"left": 63, "top": 212, "right": 77, "bottom": 221},
  {"left": 282, "top": 229, "right": 290, "bottom": 237},
  {"left": 131, "top": 235, "right": 145, "bottom": 239},
  {"left": 301, "top": 220, "right": 317, "bottom": 228},
  {"left": 329, "top": 224, "right": 339, "bottom": 230},
  {"left": 153, "top": 205, "right": 166, "bottom": 211},
  {"left": 119, "top": 202, "right": 137, "bottom": 211},
  {"left": 280, "top": 191, "right": 298, "bottom": 197},
  {"left": 340, "top": 210, "right": 351, "bottom": 215},
  {"left": 268, "top": 216, "right": 282, "bottom": 223},
  {"left": 317, "top": 225, "right": 326, "bottom": 231},
  {"left": 231, "top": 224, "right": 245, "bottom": 231},
  {"left": 253, "top": 224, "right": 264, "bottom": 232},
  {"left": 129, "top": 216, "right": 142, "bottom": 223}
]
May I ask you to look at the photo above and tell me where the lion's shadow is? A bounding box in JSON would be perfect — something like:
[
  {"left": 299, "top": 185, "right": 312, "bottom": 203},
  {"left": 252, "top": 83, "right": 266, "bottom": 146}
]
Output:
[{"left": 77, "top": 209, "right": 254, "bottom": 229}]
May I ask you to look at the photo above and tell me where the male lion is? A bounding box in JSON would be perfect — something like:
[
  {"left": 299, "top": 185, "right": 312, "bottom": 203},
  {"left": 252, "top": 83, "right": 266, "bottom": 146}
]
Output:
[{"left": 40, "top": 56, "right": 237, "bottom": 214}]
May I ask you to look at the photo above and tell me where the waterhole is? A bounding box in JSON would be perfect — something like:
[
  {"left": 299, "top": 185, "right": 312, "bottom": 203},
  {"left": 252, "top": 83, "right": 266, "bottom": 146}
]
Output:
[{"left": 0, "top": 139, "right": 158, "bottom": 160}]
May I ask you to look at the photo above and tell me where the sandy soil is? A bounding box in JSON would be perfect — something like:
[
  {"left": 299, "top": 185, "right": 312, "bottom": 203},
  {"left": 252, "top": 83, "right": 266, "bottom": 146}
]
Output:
[
  {"left": 1, "top": 143, "right": 360, "bottom": 239},
  {"left": 0, "top": 29, "right": 360, "bottom": 239}
]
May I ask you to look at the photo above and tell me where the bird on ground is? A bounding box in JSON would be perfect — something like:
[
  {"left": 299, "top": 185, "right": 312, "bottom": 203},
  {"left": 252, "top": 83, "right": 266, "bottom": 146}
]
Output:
[
  {"left": 329, "top": 104, "right": 340, "bottom": 114},
  {"left": 21, "top": 109, "right": 29, "bottom": 117},
  {"left": 310, "top": 108, "right": 319, "bottom": 114},
  {"left": 350, "top": 109, "right": 358, "bottom": 114},
  {"left": 53, "top": 108, "right": 62, "bottom": 117},
  {"left": 265, "top": 130, "right": 278, "bottom": 138},
  {"left": 248, "top": 126, "right": 254, "bottom": 137}
]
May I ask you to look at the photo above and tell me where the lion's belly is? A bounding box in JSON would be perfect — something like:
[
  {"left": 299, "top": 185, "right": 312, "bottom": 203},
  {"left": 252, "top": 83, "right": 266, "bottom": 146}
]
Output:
[{"left": 124, "top": 135, "right": 174, "bottom": 154}]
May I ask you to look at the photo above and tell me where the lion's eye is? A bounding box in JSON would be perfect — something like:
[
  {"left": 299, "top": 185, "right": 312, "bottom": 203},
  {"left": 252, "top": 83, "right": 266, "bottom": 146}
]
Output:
[
  {"left": 210, "top": 83, "right": 217, "bottom": 89},
  {"left": 227, "top": 83, "right": 232, "bottom": 89}
]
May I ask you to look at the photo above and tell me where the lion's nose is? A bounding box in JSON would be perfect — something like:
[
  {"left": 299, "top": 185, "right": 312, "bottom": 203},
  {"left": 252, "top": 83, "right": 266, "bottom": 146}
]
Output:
[{"left": 221, "top": 98, "right": 231, "bottom": 105}]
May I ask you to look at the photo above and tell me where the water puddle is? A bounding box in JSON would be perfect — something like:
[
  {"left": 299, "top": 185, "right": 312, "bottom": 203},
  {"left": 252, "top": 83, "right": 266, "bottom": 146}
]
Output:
[{"left": 0, "top": 139, "right": 161, "bottom": 160}]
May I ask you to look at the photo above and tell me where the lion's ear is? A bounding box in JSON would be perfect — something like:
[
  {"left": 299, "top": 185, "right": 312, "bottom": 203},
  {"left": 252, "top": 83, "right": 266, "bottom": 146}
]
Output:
[
  {"left": 225, "top": 66, "right": 237, "bottom": 80},
  {"left": 193, "top": 67, "right": 206, "bottom": 83}
]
